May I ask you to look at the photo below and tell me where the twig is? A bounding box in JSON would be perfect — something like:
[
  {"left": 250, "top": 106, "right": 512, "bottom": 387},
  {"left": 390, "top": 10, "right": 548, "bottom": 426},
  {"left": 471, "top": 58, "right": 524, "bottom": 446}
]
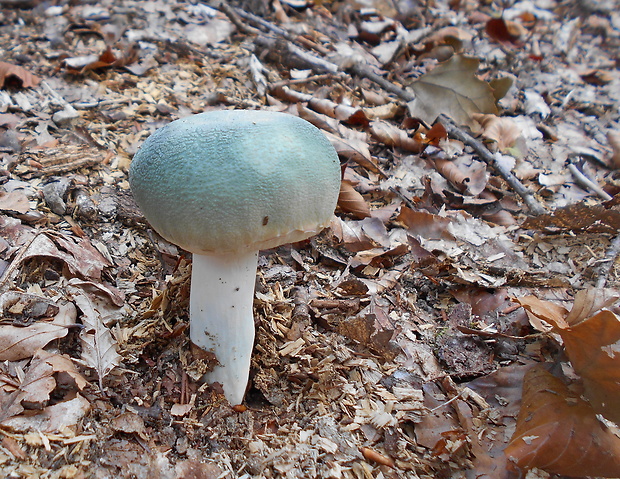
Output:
[
  {"left": 254, "top": 35, "right": 339, "bottom": 74},
  {"left": 350, "top": 63, "right": 414, "bottom": 101},
  {"left": 389, "top": 186, "right": 417, "bottom": 210},
  {"left": 219, "top": 3, "right": 260, "bottom": 35},
  {"left": 567, "top": 161, "right": 612, "bottom": 201},
  {"left": 596, "top": 233, "right": 620, "bottom": 288},
  {"left": 437, "top": 114, "right": 546, "bottom": 216},
  {"left": 231, "top": 6, "right": 330, "bottom": 55}
]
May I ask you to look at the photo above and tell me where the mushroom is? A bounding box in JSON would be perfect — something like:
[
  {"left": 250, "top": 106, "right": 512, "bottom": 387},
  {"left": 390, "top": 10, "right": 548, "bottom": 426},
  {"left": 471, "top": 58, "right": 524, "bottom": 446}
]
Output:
[{"left": 129, "top": 110, "right": 341, "bottom": 405}]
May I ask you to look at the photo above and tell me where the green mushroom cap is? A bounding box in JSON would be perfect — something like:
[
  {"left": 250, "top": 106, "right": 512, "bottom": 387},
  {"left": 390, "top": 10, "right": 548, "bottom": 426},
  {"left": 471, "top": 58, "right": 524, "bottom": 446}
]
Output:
[{"left": 129, "top": 110, "right": 341, "bottom": 254}]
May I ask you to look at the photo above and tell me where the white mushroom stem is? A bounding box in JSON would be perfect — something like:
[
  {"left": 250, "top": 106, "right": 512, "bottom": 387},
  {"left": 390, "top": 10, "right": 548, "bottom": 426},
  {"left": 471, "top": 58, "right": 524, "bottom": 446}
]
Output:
[{"left": 189, "top": 251, "right": 258, "bottom": 405}]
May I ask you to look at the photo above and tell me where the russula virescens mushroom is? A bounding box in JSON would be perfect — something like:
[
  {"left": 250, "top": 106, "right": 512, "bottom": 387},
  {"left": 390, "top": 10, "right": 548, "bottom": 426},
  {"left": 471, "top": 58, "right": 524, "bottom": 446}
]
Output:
[{"left": 129, "top": 110, "right": 341, "bottom": 405}]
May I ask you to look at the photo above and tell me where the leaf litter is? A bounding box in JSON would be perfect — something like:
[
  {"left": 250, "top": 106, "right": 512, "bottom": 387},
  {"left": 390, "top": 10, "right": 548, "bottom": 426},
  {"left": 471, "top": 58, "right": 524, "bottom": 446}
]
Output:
[{"left": 0, "top": 0, "right": 619, "bottom": 478}]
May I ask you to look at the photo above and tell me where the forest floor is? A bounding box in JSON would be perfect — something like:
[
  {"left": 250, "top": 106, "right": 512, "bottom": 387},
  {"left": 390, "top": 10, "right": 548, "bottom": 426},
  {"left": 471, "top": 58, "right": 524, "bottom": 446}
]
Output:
[{"left": 0, "top": 0, "right": 619, "bottom": 478}]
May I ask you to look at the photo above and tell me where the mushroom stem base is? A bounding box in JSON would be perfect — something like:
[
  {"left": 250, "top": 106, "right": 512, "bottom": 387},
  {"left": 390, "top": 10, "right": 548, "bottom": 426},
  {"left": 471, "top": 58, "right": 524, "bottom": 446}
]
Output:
[{"left": 190, "top": 251, "right": 258, "bottom": 405}]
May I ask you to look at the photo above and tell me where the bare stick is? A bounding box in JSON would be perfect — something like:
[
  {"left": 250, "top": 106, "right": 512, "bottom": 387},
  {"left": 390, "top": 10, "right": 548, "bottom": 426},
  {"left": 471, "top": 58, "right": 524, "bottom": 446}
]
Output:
[
  {"left": 596, "top": 233, "right": 620, "bottom": 288},
  {"left": 437, "top": 114, "right": 546, "bottom": 216},
  {"left": 567, "top": 162, "right": 612, "bottom": 201}
]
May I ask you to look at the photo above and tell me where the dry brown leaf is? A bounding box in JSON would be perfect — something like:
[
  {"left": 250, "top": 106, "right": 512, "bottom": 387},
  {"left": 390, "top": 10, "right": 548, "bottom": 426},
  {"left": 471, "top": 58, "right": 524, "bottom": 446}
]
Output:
[
  {"left": 561, "top": 309, "right": 620, "bottom": 424},
  {"left": 517, "top": 292, "right": 620, "bottom": 424},
  {"left": 0, "top": 292, "right": 77, "bottom": 361},
  {"left": 432, "top": 157, "right": 488, "bottom": 195},
  {"left": 273, "top": 85, "right": 369, "bottom": 126},
  {"left": 565, "top": 288, "right": 619, "bottom": 326},
  {"left": 514, "top": 295, "right": 570, "bottom": 330},
  {"left": 21, "top": 231, "right": 111, "bottom": 281},
  {"left": 608, "top": 130, "right": 620, "bottom": 169},
  {"left": 0, "top": 61, "right": 40, "bottom": 89},
  {"left": 397, "top": 207, "right": 454, "bottom": 240},
  {"left": 68, "top": 282, "right": 121, "bottom": 386},
  {"left": 368, "top": 120, "right": 423, "bottom": 153},
  {"left": 472, "top": 114, "right": 522, "bottom": 152},
  {"left": 324, "top": 131, "right": 386, "bottom": 177},
  {"left": 0, "top": 190, "right": 30, "bottom": 214},
  {"left": 505, "top": 365, "right": 620, "bottom": 477},
  {"left": 1, "top": 394, "right": 90, "bottom": 434},
  {"left": 337, "top": 180, "right": 371, "bottom": 219},
  {"left": 408, "top": 55, "right": 498, "bottom": 128}
]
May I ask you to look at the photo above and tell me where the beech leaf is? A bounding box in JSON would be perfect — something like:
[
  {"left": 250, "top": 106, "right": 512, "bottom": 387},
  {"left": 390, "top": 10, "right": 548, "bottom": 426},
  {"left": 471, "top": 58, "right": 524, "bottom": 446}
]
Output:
[
  {"left": 68, "top": 282, "right": 122, "bottom": 388},
  {"left": 337, "top": 180, "right": 371, "bottom": 219},
  {"left": 407, "top": 55, "right": 498, "bottom": 128},
  {"left": 505, "top": 365, "right": 620, "bottom": 477}
]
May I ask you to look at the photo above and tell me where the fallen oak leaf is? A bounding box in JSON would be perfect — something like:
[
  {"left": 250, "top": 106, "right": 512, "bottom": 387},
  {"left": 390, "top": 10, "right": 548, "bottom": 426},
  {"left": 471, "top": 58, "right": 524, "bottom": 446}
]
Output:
[{"left": 408, "top": 55, "right": 498, "bottom": 128}]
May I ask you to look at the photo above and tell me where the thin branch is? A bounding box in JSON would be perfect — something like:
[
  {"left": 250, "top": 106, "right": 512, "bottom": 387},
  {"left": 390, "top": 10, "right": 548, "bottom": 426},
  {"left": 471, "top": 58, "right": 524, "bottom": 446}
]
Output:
[
  {"left": 437, "top": 114, "right": 546, "bottom": 216},
  {"left": 567, "top": 161, "right": 612, "bottom": 201},
  {"left": 596, "top": 233, "right": 620, "bottom": 288}
]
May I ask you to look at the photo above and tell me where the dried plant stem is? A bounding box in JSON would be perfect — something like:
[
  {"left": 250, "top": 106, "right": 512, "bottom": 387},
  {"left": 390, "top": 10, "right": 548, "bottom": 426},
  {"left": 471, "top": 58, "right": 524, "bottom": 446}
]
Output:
[{"left": 596, "top": 233, "right": 620, "bottom": 288}]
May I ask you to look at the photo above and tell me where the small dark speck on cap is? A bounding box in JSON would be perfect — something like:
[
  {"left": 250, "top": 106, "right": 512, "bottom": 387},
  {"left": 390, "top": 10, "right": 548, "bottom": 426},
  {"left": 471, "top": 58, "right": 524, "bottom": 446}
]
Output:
[{"left": 263, "top": 216, "right": 269, "bottom": 226}]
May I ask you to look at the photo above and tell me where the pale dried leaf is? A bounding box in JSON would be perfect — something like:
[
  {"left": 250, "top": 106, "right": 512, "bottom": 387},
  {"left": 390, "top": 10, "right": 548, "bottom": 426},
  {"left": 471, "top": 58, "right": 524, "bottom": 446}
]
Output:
[
  {"left": 68, "top": 283, "right": 121, "bottom": 384},
  {"left": 1, "top": 394, "right": 90, "bottom": 433},
  {"left": 565, "top": 288, "right": 619, "bottom": 326},
  {"left": 408, "top": 55, "right": 498, "bottom": 127},
  {"left": 0, "top": 293, "right": 77, "bottom": 361},
  {"left": 21, "top": 232, "right": 111, "bottom": 281},
  {"left": 473, "top": 113, "right": 523, "bottom": 152}
]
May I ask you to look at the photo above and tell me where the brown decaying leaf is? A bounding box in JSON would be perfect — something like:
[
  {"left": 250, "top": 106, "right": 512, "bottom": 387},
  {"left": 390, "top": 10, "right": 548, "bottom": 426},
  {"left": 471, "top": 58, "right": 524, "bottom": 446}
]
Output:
[
  {"left": 21, "top": 231, "right": 111, "bottom": 281},
  {"left": 505, "top": 365, "right": 620, "bottom": 477},
  {"left": 0, "top": 350, "right": 86, "bottom": 425},
  {"left": 397, "top": 207, "right": 454, "bottom": 240},
  {"left": 337, "top": 180, "right": 371, "bottom": 219},
  {"left": 68, "top": 282, "right": 121, "bottom": 385},
  {"left": 485, "top": 18, "right": 524, "bottom": 46},
  {"left": 432, "top": 157, "right": 488, "bottom": 195},
  {"left": 608, "top": 130, "right": 620, "bottom": 169},
  {"left": 517, "top": 292, "right": 620, "bottom": 424},
  {"left": 64, "top": 45, "right": 139, "bottom": 74},
  {"left": 273, "top": 85, "right": 369, "bottom": 126},
  {"left": 561, "top": 309, "right": 620, "bottom": 425},
  {"left": 0, "top": 61, "right": 41, "bottom": 89},
  {"left": 408, "top": 55, "right": 498, "bottom": 128},
  {"left": 0, "top": 190, "right": 30, "bottom": 214},
  {"left": 0, "top": 293, "right": 77, "bottom": 361},
  {"left": 1, "top": 394, "right": 90, "bottom": 434},
  {"left": 368, "top": 120, "right": 423, "bottom": 153},
  {"left": 472, "top": 114, "right": 522, "bottom": 152}
]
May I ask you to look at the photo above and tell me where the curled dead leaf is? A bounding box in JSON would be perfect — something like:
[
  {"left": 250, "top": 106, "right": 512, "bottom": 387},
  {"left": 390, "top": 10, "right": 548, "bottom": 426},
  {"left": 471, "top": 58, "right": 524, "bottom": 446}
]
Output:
[
  {"left": 472, "top": 114, "right": 523, "bottom": 153},
  {"left": 0, "top": 61, "right": 40, "bottom": 89},
  {"left": 608, "top": 130, "right": 620, "bottom": 169},
  {"left": 337, "top": 180, "right": 371, "bottom": 219},
  {"left": 368, "top": 120, "right": 423, "bottom": 153}
]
